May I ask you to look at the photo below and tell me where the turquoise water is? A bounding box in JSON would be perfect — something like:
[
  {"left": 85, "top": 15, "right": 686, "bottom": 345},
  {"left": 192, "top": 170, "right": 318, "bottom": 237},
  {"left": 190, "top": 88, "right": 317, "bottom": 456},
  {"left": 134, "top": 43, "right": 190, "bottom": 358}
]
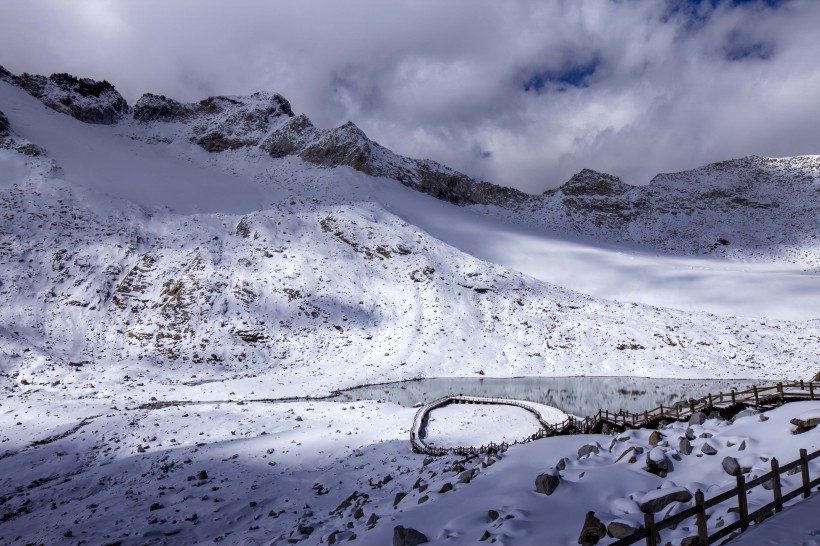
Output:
[{"left": 334, "top": 376, "right": 763, "bottom": 417}]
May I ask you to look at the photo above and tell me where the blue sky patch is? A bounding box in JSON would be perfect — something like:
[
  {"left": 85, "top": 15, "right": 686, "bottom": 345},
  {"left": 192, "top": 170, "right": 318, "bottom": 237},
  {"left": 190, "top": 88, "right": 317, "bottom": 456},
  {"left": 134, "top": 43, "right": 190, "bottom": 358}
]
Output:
[{"left": 523, "top": 59, "right": 599, "bottom": 94}]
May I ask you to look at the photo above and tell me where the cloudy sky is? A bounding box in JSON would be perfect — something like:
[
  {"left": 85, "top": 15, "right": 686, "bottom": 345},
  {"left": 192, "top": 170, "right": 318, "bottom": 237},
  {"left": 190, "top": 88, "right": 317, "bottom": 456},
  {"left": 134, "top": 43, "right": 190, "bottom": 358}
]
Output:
[{"left": 2, "top": 0, "right": 819, "bottom": 192}]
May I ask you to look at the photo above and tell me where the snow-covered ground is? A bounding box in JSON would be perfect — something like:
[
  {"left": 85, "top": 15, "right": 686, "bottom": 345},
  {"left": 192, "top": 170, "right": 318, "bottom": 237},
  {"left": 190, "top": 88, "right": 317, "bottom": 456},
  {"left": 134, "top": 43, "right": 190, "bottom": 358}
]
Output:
[
  {"left": 423, "top": 402, "right": 568, "bottom": 449},
  {"left": 1, "top": 70, "right": 819, "bottom": 545}
]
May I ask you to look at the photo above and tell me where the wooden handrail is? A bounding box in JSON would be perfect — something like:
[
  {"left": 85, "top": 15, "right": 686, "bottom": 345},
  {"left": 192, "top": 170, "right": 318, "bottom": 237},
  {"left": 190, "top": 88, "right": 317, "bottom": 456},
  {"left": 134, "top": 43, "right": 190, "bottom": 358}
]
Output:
[{"left": 595, "top": 447, "right": 819, "bottom": 546}]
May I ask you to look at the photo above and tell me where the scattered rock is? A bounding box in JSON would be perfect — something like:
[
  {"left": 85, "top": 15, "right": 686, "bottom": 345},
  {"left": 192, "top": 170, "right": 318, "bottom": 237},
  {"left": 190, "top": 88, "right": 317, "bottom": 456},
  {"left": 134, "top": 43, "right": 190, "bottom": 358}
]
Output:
[
  {"left": 487, "top": 510, "right": 500, "bottom": 522},
  {"left": 648, "top": 431, "right": 663, "bottom": 446},
  {"left": 556, "top": 458, "right": 567, "bottom": 471},
  {"left": 644, "top": 448, "right": 670, "bottom": 477},
  {"left": 480, "top": 530, "right": 491, "bottom": 541},
  {"left": 438, "top": 483, "right": 453, "bottom": 494},
  {"left": 457, "top": 469, "right": 476, "bottom": 484},
  {"left": 722, "top": 456, "right": 745, "bottom": 476},
  {"left": 639, "top": 487, "right": 692, "bottom": 513},
  {"left": 198, "top": 470, "right": 208, "bottom": 480},
  {"left": 678, "top": 437, "right": 693, "bottom": 455},
  {"left": 685, "top": 428, "right": 696, "bottom": 441},
  {"left": 393, "top": 525, "right": 429, "bottom": 546},
  {"left": 738, "top": 440, "right": 746, "bottom": 451},
  {"left": 701, "top": 442, "right": 718, "bottom": 456},
  {"left": 417, "top": 495, "right": 429, "bottom": 504},
  {"left": 534, "top": 473, "right": 560, "bottom": 495},
  {"left": 607, "top": 520, "right": 641, "bottom": 539}
]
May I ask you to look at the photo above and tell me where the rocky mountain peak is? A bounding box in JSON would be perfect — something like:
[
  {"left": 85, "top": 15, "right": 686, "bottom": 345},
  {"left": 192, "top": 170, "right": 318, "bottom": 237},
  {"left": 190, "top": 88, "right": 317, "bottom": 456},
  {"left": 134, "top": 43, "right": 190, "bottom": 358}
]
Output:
[
  {"left": 0, "top": 109, "right": 9, "bottom": 138},
  {"left": 553, "top": 168, "right": 631, "bottom": 197},
  {"left": 0, "top": 65, "right": 128, "bottom": 125}
]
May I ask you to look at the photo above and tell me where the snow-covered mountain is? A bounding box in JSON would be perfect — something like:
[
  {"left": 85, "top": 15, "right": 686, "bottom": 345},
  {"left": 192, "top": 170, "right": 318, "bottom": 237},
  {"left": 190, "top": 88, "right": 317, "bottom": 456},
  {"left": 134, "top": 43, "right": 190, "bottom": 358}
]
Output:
[
  {"left": 0, "top": 66, "right": 816, "bottom": 398},
  {"left": 1, "top": 67, "right": 819, "bottom": 546}
]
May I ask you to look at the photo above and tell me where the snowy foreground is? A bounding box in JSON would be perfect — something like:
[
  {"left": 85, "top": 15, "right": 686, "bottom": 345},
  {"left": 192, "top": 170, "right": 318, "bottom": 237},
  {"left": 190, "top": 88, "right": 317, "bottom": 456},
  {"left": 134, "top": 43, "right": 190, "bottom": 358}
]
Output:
[{"left": 0, "top": 392, "right": 817, "bottom": 545}]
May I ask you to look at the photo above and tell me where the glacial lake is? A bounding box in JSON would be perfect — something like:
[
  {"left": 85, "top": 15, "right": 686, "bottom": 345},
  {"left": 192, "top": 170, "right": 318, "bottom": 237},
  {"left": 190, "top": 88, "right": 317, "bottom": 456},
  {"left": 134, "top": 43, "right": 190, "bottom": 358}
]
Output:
[{"left": 334, "top": 376, "right": 764, "bottom": 417}]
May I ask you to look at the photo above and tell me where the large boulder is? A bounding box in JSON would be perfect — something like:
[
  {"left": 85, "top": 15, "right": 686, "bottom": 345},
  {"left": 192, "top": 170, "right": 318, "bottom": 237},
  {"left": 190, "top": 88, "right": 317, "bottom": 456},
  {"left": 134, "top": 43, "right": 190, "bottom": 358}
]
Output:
[
  {"left": 639, "top": 487, "right": 692, "bottom": 513},
  {"left": 393, "top": 525, "right": 429, "bottom": 546},
  {"left": 535, "top": 472, "right": 560, "bottom": 495},
  {"left": 678, "top": 437, "right": 693, "bottom": 455}
]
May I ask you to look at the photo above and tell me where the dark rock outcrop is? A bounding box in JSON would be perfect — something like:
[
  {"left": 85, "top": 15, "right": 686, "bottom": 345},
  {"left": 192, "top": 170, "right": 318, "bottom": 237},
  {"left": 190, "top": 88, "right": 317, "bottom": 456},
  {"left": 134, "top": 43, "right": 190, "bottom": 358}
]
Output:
[
  {"left": 393, "top": 525, "right": 428, "bottom": 546},
  {"left": 0, "top": 110, "right": 9, "bottom": 138},
  {"left": 7, "top": 68, "right": 128, "bottom": 124}
]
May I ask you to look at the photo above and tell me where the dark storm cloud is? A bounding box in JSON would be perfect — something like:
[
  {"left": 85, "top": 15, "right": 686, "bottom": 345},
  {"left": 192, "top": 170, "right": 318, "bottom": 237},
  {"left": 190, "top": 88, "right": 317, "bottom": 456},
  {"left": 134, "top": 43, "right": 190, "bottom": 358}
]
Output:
[{"left": 1, "top": 0, "right": 819, "bottom": 192}]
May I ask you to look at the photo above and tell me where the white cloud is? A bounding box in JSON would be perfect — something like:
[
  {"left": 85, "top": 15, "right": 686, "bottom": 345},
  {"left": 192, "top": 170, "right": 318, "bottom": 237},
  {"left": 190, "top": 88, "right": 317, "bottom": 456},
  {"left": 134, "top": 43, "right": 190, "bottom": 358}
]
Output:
[{"left": 1, "top": 0, "right": 819, "bottom": 192}]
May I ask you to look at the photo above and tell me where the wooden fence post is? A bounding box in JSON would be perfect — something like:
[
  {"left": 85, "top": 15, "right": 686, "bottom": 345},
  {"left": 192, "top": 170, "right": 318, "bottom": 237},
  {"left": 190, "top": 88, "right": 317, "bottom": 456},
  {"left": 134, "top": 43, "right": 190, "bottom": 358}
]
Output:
[
  {"left": 753, "top": 386, "right": 759, "bottom": 406},
  {"left": 800, "top": 449, "right": 811, "bottom": 499},
  {"left": 800, "top": 379, "right": 804, "bottom": 389},
  {"left": 810, "top": 382, "right": 815, "bottom": 400},
  {"left": 644, "top": 513, "right": 657, "bottom": 546},
  {"left": 731, "top": 390, "right": 736, "bottom": 406},
  {"left": 737, "top": 474, "right": 749, "bottom": 532},
  {"left": 778, "top": 383, "right": 784, "bottom": 404},
  {"left": 771, "top": 458, "right": 783, "bottom": 512},
  {"left": 695, "top": 490, "right": 708, "bottom": 545},
  {"left": 690, "top": 399, "right": 696, "bottom": 414},
  {"left": 708, "top": 393, "right": 713, "bottom": 409}
]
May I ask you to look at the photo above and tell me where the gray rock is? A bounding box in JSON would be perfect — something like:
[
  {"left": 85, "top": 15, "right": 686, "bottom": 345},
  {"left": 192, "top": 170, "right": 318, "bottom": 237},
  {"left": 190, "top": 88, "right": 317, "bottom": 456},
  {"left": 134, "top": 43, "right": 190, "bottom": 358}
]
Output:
[
  {"left": 607, "top": 520, "right": 641, "bottom": 539},
  {"left": 644, "top": 450, "right": 670, "bottom": 476},
  {"left": 556, "top": 458, "right": 567, "bottom": 471},
  {"left": 722, "top": 456, "right": 742, "bottom": 476},
  {"left": 640, "top": 488, "right": 693, "bottom": 513},
  {"left": 701, "top": 442, "right": 718, "bottom": 455},
  {"left": 535, "top": 473, "right": 560, "bottom": 495},
  {"left": 578, "top": 444, "right": 600, "bottom": 458},
  {"left": 681, "top": 536, "right": 700, "bottom": 546},
  {"left": 689, "top": 412, "right": 707, "bottom": 426},
  {"left": 438, "top": 483, "right": 453, "bottom": 494},
  {"left": 678, "top": 437, "right": 693, "bottom": 455},
  {"left": 738, "top": 440, "right": 746, "bottom": 451},
  {"left": 648, "top": 431, "right": 663, "bottom": 446},
  {"left": 393, "top": 525, "right": 429, "bottom": 546},
  {"left": 487, "top": 510, "right": 500, "bottom": 521},
  {"left": 685, "top": 428, "right": 696, "bottom": 440},
  {"left": 721, "top": 457, "right": 752, "bottom": 476},
  {"left": 457, "top": 468, "right": 476, "bottom": 484},
  {"left": 700, "top": 432, "right": 713, "bottom": 438}
]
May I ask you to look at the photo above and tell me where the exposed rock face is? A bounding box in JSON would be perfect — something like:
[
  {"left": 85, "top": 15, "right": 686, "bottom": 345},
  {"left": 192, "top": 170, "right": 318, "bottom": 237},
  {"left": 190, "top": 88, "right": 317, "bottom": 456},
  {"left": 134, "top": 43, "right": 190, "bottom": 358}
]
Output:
[
  {"left": 578, "top": 443, "right": 600, "bottom": 458},
  {"left": 393, "top": 525, "right": 428, "bottom": 546},
  {"left": 0, "top": 109, "right": 9, "bottom": 138},
  {"left": 134, "top": 91, "right": 295, "bottom": 152},
  {"left": 1, "top": 66, "right": 128, "bottom": 124}
]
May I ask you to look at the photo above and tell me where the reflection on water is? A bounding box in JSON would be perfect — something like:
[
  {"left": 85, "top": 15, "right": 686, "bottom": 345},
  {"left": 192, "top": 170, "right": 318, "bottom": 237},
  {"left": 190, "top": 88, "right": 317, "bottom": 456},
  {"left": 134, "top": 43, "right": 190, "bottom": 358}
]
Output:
[{"left": 334, "top": 376, "right": 762, "bottom": 417}]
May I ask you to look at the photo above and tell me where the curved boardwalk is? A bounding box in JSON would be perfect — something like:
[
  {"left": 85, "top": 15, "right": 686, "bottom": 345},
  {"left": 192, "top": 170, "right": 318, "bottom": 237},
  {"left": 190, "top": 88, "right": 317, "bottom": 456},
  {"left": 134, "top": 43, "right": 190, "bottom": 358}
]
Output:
[{"left": 410, "top": 380, "right": 819, "bottom": 456}]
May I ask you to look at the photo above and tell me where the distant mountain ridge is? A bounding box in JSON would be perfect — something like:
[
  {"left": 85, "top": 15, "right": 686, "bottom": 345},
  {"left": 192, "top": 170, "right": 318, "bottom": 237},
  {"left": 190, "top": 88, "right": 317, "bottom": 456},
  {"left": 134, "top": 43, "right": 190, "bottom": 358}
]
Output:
[{"left": 1, "top": 65, "right": 818, "bottom": 270}]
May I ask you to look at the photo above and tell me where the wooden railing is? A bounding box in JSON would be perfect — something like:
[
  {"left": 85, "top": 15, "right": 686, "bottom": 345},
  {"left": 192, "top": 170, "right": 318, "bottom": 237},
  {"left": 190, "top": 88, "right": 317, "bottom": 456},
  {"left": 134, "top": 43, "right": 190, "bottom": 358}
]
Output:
[
  {"left": 410, "top": 381, "right": 819, "bottom": 456},
  {"left": 603, "top": 447, "right": 820, "bottom": 546}
]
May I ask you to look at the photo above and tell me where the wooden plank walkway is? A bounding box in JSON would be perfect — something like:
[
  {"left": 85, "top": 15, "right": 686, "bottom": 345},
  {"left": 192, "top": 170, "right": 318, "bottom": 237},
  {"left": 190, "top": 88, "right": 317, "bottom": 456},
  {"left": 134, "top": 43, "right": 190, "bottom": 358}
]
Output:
[{"left": 410, "top": 380, "right": 819, "bottom": 456}]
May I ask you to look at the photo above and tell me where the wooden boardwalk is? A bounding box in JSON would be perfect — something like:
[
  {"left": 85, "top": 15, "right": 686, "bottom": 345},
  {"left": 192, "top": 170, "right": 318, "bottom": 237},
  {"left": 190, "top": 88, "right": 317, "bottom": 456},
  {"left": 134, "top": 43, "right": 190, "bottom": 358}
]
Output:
[{"left": 410, "top": 380, "right": 819, "bottom": 456}]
